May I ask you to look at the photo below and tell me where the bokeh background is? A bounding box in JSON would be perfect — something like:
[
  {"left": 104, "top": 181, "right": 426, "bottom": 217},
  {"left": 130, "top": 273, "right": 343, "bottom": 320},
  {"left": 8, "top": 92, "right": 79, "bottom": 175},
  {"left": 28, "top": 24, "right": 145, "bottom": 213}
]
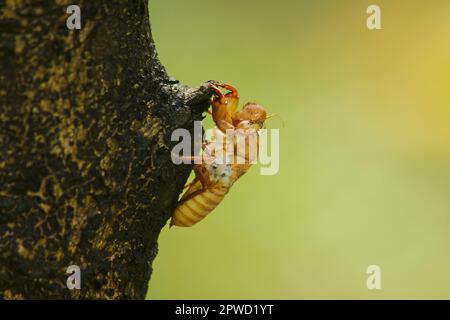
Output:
[{"left": 146, "top": 0, "right": 450, "bottom": 299}]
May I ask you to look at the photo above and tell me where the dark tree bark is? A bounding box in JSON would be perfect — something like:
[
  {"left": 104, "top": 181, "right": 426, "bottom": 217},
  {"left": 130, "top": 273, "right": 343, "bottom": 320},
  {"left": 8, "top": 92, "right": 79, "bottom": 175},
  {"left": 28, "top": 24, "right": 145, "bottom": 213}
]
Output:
[{"left": 0, "top": 0, "right": 212, "bottom": 299}]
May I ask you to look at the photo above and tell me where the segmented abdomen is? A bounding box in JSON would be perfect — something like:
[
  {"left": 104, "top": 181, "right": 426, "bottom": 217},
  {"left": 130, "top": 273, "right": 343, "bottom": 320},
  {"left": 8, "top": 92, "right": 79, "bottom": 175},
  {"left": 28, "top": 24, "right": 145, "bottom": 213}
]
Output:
[{"left": 171, "top": 187, "right": 228, "bottom": 227}]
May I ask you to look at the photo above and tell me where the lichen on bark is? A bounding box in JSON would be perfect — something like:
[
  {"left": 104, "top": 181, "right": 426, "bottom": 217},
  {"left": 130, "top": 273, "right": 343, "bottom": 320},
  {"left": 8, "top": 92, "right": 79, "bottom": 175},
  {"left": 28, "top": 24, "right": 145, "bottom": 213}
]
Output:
[{"left": 0, "top": 0, "right": 213, "bottom": 299}]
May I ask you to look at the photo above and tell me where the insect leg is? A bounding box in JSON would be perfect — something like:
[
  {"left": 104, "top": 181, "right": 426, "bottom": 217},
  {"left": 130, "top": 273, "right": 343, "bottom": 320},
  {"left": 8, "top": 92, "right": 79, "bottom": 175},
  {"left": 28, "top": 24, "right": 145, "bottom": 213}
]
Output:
[
  {"left": 208, "top": 83, "right": 226, "bottom": 104},
  {"left": 218, "top": 83, "right": 239, "bottom": 98},
  {"left": 183, "top": 178, "right": 199, "bottom": 190}
]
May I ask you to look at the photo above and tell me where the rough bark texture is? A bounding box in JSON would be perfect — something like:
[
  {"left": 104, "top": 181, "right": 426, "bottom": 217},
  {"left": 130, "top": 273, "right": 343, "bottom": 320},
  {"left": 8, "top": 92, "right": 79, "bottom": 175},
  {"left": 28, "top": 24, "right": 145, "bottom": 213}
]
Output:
[{"left": 0, "top": 0, "right": 213, "bottom": 299}]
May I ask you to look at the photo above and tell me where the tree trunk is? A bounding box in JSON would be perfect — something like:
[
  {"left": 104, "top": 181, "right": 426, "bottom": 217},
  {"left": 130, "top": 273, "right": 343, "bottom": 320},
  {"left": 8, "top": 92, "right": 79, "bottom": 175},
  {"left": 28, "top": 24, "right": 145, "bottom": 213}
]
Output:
[{"left": 0, "top": 0, "right": 212, "bottom": 299}]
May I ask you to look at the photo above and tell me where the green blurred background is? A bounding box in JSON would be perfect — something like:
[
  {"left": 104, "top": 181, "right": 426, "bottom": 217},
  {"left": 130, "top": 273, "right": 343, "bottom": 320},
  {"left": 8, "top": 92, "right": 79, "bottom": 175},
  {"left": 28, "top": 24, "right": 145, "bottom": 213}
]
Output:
[{"left": 146, "top": 0, "right": 450, "bottom": 299}]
